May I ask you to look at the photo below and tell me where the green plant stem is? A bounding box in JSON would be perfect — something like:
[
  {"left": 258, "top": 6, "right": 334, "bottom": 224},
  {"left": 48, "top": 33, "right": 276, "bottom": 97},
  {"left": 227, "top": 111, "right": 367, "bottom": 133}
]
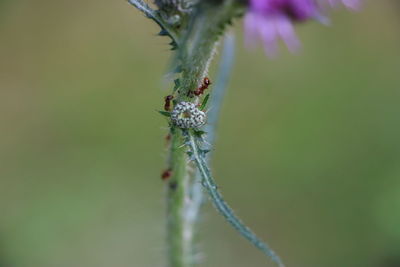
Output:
[
  {"left": 186, "top": 132, "right": 285, "bottom": 267},
  {"left": 166, "top": 128, "right": 191, "bottom": 267},
  {"left": 205, "top": 32, "right": 235, "bottom": 145},
  {"left": 188, "top": 32, "right": 236, "bottom": 245},
  {"left": 127, "top": 0, "right": 180, "bottom": 46},
  {"left": 129, "top": 1, "right": 283, "bottom": 266},
  {"left": 166, "top": 3, "right": 238, "bottom": 266},
  {"left": 176, "top": 1, "right": 239, "bottom": 101}
]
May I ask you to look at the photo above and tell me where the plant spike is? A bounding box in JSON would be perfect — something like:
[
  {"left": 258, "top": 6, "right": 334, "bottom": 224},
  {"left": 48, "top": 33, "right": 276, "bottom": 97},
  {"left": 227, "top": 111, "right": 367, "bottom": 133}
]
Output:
[{"left": 127, "top": 0, "right": 179, "bottom": 48}]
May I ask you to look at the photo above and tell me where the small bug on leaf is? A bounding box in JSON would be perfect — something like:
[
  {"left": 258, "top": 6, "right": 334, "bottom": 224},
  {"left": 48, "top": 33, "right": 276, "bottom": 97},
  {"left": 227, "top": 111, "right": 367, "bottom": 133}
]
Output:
[{"left": 161, "top": 168, "right": 172, "bottom": 181}]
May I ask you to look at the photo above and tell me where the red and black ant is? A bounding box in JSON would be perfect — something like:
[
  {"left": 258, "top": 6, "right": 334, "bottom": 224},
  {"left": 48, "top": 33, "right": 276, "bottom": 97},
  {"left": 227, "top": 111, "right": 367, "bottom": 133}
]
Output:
[
  {"left": 194, "top": 77, "right": 211, "bottom": 96},
  {"left": 161, "top": 168, "right": 172, "bottom": 181},
  {"left": 164, "top": 95, "right": 174, "bottom": 111}
]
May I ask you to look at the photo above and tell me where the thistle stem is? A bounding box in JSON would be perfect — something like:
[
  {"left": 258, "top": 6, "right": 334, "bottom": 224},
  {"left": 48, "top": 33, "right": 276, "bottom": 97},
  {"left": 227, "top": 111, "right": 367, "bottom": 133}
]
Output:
[
  {"left": 188, "top": 32, "right": 236, "bottom": 245},
  {"left": 166, "top": 128, "right": 191, "bottom": 267},
  {"left": 129, "top": 0, "right": 283, "bottom": 266},
  {"left": 204, "top": 33, "right": 235, "bottom": 145},
  {"left": 186, "top": 132, "right": 285, "bottom": 267},
  {"left": 166, "top": 3, "right": 238, "bottom": 266}
]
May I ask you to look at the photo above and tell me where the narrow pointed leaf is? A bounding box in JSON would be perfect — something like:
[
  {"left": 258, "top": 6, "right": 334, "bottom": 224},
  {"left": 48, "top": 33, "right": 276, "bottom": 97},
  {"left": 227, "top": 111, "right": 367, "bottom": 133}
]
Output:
[
  {"left": 158, "top": 110, "right": 171, "bottom": 117},
  {"left": 200, "top": 94, "right": 210, "bottom": 110}
]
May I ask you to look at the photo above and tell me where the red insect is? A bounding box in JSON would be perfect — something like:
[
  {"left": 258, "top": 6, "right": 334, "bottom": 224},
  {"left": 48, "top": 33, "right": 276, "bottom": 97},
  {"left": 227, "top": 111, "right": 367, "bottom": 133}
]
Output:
[
  {"left": 165, "top": 133, "right": 171, "bottom": 142},
  {"left": 194, "top": 77, "right": 211, "bottom": 96},
  {"left": 164, "top": 95, "right": 174, "bottom": 111},
  {"left": 161, "top": 168, "right": 172, "bottom": 181}
]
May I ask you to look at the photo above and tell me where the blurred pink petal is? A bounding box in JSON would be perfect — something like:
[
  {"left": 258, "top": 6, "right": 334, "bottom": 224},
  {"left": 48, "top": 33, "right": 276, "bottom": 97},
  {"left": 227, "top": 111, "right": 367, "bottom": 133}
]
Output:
[{"left": 244, "top": 0, "right": 360, "bottom": 56}]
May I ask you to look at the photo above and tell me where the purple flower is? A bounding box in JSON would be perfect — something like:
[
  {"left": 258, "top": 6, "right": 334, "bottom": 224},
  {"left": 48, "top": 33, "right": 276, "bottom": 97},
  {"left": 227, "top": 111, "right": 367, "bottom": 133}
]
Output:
[{"left": 244, "top": 0, "right": 359, "bottom": 55}]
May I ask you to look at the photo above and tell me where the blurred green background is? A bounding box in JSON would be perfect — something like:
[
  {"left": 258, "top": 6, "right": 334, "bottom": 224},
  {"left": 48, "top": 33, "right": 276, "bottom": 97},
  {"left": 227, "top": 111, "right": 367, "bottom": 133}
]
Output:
[{"left": 0, "top": 1, "right": 399, "bottom": 266}]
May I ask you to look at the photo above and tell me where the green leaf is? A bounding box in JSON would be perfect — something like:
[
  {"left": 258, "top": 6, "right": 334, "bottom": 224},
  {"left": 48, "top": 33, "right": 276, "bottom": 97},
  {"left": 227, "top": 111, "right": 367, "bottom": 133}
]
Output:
[
  {"left": 193, "top": 130, "right": 207, "bottom": 138},
  {"left": 200, "top": 94, "right": 210, "bottom": 110},
  {"left": 173, "top": 79, "right": 181, "bottom": 92},
  {"left": 158, "top": 110, "right": 171, "bottom": 117}
]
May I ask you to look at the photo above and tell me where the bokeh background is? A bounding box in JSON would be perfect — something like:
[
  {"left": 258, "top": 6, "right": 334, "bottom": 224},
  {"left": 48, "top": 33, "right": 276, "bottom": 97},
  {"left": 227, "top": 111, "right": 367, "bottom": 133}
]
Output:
[{"left": 1, "top": 1, "right": 399, "bottom": 266}]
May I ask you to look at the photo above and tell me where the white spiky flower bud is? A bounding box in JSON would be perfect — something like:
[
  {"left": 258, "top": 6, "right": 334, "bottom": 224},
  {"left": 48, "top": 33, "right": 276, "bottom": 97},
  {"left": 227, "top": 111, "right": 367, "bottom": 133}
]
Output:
[{"left": 171, "top": 102, "right": 206, "bottom": 129}]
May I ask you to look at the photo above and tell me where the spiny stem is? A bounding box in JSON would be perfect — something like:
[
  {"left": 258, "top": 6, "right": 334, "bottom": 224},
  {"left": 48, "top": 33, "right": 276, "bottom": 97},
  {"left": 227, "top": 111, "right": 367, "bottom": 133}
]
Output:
[
  {"left": 127, "top": 0, "right": 155, "bottom": 18},
  {"left": 127, "top": 0, "right": 179, "bottom": 46},
  {"left": 183, "top": 34, "right": 236, "bottom": 266},
  {"left": 186, "top": 132, "right": 285, "bottom": 267},
  {"left": 204, "top": 32, "right": 235, "bottom": 145},
  {"left": 166, "top": 128, "right": 192, "bottom": 267},
  {"left": 176, "top": 0, "right": 239, "bottom": 101},
  {"left": 129, "top": 0, "right": 284, "bottom": 266},
  {"left": 166, "top": 4, "right": 239, "bottom": 266},
  {"left": 188, "top": 32, "right": 236, "bottom": 242}
]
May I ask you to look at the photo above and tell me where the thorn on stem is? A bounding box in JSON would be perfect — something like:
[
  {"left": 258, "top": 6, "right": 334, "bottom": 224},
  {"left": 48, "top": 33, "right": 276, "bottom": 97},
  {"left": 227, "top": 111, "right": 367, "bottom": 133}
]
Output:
[{"left": 169, "top": 181, "right": 178, "bottom": 191}]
